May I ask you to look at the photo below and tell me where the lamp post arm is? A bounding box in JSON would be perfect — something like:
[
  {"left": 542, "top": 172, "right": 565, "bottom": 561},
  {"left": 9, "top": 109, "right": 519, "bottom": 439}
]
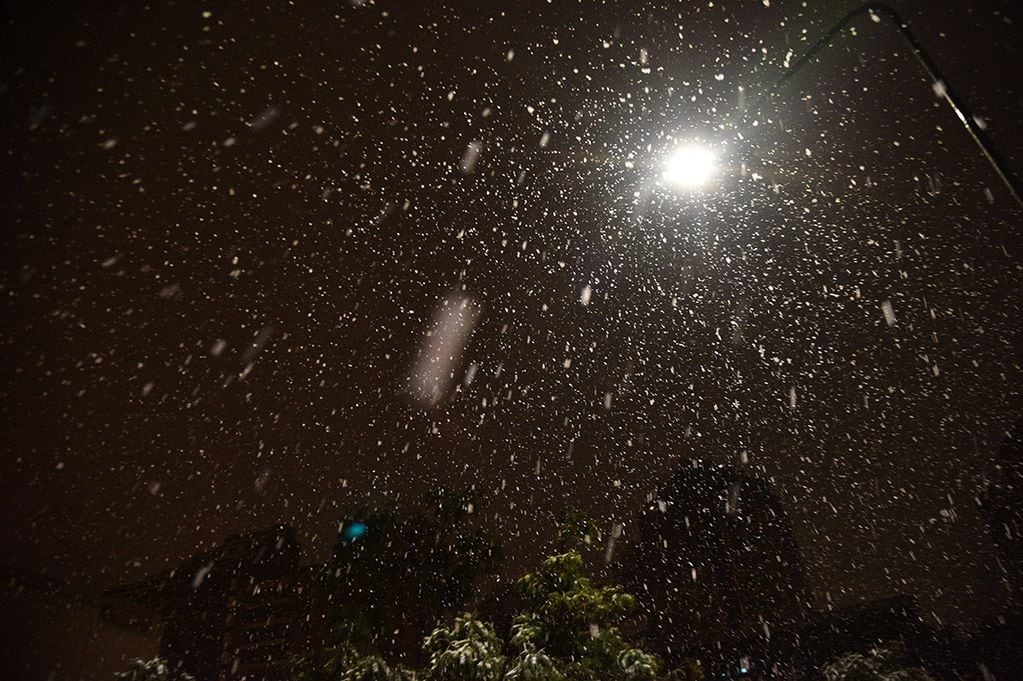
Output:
[{"left": 748, "top": 2, "right": 1023, "bottom": 208}]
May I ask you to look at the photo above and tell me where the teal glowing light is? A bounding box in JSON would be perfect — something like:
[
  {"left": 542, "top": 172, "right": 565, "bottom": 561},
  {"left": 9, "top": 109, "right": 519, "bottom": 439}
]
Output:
[{"left": 343, "top": 521, "right": 368, "bottom": 541}]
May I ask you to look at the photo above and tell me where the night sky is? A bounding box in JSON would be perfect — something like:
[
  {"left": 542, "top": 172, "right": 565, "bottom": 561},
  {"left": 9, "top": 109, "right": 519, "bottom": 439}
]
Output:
[{"left": 2, "top": 0, "right": 1023, "bottom": 668}]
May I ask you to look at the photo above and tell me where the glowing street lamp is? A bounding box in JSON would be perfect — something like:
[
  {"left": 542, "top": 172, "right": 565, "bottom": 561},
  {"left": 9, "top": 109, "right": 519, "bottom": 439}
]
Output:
[
  {"left": 662, "top": 145, "right": 717, "bottom": 189},
  {"left": 650, "top": 4, "right": 1021, "bottom": 206}
]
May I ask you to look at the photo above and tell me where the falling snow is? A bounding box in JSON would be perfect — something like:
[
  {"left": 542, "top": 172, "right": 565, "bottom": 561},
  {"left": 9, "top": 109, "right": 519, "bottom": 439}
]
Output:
[{"left": 2, "top": 1, "right": 1022, "bottom": 679}]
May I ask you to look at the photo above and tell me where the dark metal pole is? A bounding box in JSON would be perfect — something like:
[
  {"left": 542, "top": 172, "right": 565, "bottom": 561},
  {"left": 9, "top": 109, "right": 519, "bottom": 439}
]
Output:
[{"left": 747, "top": 2, "right": 1023, "bottom": 209}]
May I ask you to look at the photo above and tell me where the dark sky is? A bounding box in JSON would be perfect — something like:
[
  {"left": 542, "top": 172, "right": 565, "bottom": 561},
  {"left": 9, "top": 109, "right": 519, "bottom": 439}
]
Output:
[{"left": 2, "top": 0, "right": 1022, "bottom": 642}]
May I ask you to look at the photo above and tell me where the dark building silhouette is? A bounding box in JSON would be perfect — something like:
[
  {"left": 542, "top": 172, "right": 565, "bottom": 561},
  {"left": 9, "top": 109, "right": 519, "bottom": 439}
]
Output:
[
  {"left": 982, "top": 417, "right": 1023, "bottom": 603},
  {"left": 1, "top": 565, "right": 159, "bottom": 680},
  {"left": 615, "top": 461, "right": 809, "bottom": 676},
  {"left": 320, "top": 506, "right": 498, "bottom": 665},
  {"left": 760, "top": 594, "right": 930, "bottom": 679},
  {"left": 104, "top": 498, "right": 498, "bottom": 679},
  {"left": 758, "top": 593, "right": 1023, "bottom": 681},
  {"left": 970, "top": 417, "right": 1023, "bottom": 680},
  {"left": 104, "top": 526, "right": 304, "bottom": 681},
  {"left": 617, "top": 457, "right": 1023, "bottom": 679}
]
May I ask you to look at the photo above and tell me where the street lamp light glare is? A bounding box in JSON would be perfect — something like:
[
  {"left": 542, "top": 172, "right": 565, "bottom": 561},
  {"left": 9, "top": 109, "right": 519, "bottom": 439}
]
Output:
[{"left": 663, "top": 145, "right": 716, "bottom": 189}]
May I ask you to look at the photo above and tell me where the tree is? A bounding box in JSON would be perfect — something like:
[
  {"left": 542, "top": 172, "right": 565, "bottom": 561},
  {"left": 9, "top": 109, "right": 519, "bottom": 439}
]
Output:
[
  {"left": 324, "top": 491, "right": 501, "bottom": 661},
  {"left": 293, "top": 515, "right": 662, "bottom": 681},
  {"left": 823, "top": 642, "right": 935, "bottom": 681},
  {"left": 504, "top": 551, "right": 660, "bottom": 681},
  {"left": 339, "top": 652, "right": 417, "bottom": 681},
  {"left": 554, "top": 511, "right": 599, "bottom": 551},
  {"left": 114, "top": 657, "right": 194, "bottom": 681},
  {"left": 423, "top": 613, "right": 505, "bottom": 681},
  {"left": 291, "top": 642, "right": 416, "bottom": 681}
]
